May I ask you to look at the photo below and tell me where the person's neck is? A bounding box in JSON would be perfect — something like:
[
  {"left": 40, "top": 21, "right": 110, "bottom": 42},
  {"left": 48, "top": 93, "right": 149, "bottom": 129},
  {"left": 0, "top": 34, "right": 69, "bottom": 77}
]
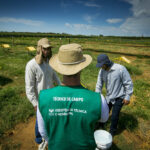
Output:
[
  {"left": 105, "top": 62, "right": 113, "bottom": 71},
  {"left": 43, "top": 58, "right": 48, "bottom": 62},
  {"left": 105, "top": 67, "right": 110, "bottom": 71},
  {"left": 62, "top": 73, "right": 81, "bottom": 86}
]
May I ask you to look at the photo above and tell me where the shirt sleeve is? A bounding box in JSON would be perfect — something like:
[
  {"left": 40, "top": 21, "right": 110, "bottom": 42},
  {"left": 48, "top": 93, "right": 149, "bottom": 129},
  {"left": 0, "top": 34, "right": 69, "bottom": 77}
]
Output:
[
  {"left": 99, "top": 94, "right": 109, "bottom": 123},
  {"left": 121, "top": 66, "right": 133, "bottom": 101},
  {"left": 25, "top": 63, "right": 38, "bottom": 107},
  {"left": 37, "top": 105, "right": 49, "bottom": 142},
  {"left": 52, "top": 70, "right": 61, "bottom": 85},
  {"left": 95, "top": 69, "right": 103, "bottom": 93}
]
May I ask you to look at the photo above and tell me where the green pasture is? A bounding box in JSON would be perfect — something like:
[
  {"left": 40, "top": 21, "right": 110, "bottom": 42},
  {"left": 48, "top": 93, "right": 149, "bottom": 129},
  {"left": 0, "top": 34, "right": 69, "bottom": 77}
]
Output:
[{"left": 0, "top": 35, "right": 150, "bottom": 149}]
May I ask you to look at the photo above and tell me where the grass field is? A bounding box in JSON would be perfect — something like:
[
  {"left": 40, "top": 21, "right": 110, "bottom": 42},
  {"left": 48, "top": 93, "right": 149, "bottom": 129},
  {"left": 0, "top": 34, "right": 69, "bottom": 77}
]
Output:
[{"left": 0, "top": 35, "right": 150, "bottom": 149}]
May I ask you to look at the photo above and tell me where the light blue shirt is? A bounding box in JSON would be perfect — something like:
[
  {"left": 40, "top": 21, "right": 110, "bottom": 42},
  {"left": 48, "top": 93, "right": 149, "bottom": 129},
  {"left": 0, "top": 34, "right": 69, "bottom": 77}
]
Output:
[{"left": 95, "top": 63, "right": 133, "bottom": 104}]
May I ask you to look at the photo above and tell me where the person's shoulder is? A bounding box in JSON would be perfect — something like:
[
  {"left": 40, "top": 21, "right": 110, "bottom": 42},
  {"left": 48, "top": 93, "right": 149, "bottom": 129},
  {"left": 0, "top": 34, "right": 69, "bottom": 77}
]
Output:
[
  {"left": 117, "top": 63, "right": 127, "bottom": 70},
  {"left": 83, "top": 88, "right": 100, "bottom": 96},
  {"left": 40, "top": 88, "right": 49, "bottom": 94},
  {"left": 90, "top": 90, "right": 100, "bottom": 98},
  {"left": 113, "top": 63, "right": 121, "bottom": 67},
  {"left": 114, "top": 63, "right": 128, "bottom": 75},
  {"left": 26, "top": 58, "right": 37, "bottom": 68},
  {"left": 40, "top": 86, "right": 60, "bottom": 94},
  {"left": 26, "top": 58, "right": 36, "bottom": 65},
  {"left": 40, "top": 89, "right": 51, "bottom": 98},
  {"left": 114, "top": 63, "right": 125, "bottom": 69}
]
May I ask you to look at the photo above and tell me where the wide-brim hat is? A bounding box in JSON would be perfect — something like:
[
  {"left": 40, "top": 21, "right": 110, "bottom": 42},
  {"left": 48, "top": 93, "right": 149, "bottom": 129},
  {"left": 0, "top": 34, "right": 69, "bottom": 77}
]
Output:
[{"left": 49, "top": 43, "right": 92, "bottom": 75}]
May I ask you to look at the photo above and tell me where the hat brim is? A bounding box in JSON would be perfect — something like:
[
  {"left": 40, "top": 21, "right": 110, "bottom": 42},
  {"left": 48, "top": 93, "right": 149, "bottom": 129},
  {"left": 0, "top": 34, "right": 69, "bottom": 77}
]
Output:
[
  {"left": 42, "top": 44, "right": 53, "bottom": 48},
  {"left": 96, "top": 62, "right": 104, "bottom": 68},
  {"left": 50, "top": 54, "right": 92, "bottom": 75}
]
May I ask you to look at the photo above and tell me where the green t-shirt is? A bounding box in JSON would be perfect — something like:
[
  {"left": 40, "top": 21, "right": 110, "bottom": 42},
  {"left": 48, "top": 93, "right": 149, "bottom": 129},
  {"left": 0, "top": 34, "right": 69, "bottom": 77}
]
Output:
[{"left": 39, "top": 85, "right": 101, "bottom": 150}]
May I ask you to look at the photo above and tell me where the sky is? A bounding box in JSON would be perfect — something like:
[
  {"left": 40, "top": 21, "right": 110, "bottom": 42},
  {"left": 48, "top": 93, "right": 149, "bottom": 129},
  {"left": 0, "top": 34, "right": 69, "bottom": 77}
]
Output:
[{"left": 0, "top": 0, "right": 150, "bottom": 36}]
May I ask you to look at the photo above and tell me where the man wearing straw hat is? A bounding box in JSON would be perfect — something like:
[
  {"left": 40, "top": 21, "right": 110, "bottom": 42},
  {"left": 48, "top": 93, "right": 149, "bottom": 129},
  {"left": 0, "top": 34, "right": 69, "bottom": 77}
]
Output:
[
  {"left": 37, "top": 43, "right": 109, "bottom": 150},
  {"left": 25, "top": 38, "right": 61, "bottom": 150}
]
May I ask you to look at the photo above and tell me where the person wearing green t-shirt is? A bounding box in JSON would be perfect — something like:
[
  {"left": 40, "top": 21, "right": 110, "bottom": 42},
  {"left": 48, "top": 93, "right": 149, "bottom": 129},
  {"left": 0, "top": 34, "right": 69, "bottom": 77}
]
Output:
[{"left": 37, "top": 43, "right": 109, "bottom": 150}]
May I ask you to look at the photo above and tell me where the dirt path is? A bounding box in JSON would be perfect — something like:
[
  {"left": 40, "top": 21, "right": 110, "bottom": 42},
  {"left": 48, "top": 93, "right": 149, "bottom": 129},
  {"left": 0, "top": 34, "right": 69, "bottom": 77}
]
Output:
[
  {"left": 0, "top": 117, "right": 38, "bottom": 150},
  {"left": 1, "top": 116, "right": 149, "bottom": 150}
]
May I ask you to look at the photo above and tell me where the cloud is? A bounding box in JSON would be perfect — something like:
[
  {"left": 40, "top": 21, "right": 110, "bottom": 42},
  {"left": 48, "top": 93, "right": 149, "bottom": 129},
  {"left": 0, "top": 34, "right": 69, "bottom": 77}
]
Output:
[
  {"left": 124, "top": 0, "right": 150, "bottom": 17},
  {"left": 65, "top": 22, "right": 120, "bottom": 35},
  {"left": 75, "top": 0, "right": 150, "bottom": 36},
  {"left": 65, "top": 20, "right": 150, "bottom": 36},
  {"left": 83, "top": 13, "right": 100, "bottom": 24},
  {"left": 120, "top": 0, "right": 150, "bottom": 36},
  {"left": 65, "top": 23, "right": 95, "bottom": 30},
  {"left": 76, "top": 0, "right": 101, "bottom": 8},
  {"left": 120, "top": 16, "right": 150, "bottom": 36},
  {"left": 84, "top": 2, "right": 101, "bottom": 8},
  {"left": 0, "top": 17, "right": 44, "bottom": 26},
  {"left": 65, "top": 23, "right": 72, "bottom": 28},
  {"left": 84, "top": 15, "right": 92, "bottom": 23},
  {"left": 106, "top": 18, "right": 123, "bottom": 24},
  {"left": 73, "top": 24, "right": 96, "bottom": 30}
]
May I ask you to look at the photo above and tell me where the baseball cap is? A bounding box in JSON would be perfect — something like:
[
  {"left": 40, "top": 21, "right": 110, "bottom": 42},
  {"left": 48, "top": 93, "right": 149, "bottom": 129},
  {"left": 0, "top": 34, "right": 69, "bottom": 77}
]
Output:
[
  {"left": 96, "top": 54, "right": 111, "bottom": 68},
  {"left": 37, "top": 38, "right": 52, "bottom": 48}
]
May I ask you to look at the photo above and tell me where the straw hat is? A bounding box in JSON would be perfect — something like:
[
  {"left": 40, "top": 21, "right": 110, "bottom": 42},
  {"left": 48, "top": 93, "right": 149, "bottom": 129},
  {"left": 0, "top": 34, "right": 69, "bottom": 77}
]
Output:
[{"left": 49, "top": 43, "right": 92, "bottom": 75}]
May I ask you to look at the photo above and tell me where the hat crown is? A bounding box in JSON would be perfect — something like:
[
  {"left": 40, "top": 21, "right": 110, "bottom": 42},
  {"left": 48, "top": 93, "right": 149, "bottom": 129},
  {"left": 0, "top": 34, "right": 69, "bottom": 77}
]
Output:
[
  {"left": 96, "top": 54, "right": 112, "bottom": 68},
  {"left": 37, "top": 38, "right": 50, "bottom": 47},
  {"left": 58, "top": 43, "right": 84, "bottom": 64},
  {"left": 97, "top": 54, "right": 109, "bottom": 62},
  {"left": 49, "top": 43, "right": 92, "bottom": 75}
]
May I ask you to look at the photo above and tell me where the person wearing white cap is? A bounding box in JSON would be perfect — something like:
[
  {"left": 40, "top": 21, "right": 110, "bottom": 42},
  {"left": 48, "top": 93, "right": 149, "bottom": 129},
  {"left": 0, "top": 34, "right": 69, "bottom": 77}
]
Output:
[
  {"left": 37, "top": 43, "right": 109, "bottom": 150},
  {"left": 25, "top": 38, "right": 61, "bottom": 150}
]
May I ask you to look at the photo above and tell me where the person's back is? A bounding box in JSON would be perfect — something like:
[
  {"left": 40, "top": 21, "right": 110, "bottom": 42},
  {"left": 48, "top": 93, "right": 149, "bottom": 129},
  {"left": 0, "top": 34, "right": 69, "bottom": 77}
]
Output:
[{"left": 39, "top": 85, "right": 101, "bottom": 150}]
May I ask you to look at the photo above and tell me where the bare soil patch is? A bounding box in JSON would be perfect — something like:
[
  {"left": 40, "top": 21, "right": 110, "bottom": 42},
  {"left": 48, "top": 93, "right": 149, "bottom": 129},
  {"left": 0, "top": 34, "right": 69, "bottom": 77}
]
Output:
[{"left": 0, "top": 117, "right": 38, "bottom": 150}]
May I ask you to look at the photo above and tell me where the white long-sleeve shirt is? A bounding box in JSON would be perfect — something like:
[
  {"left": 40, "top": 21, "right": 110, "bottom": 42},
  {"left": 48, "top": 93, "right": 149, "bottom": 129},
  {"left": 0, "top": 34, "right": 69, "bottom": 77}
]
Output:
[
  {"left": 37, "top": 94, "right": 109, "bottom": 142},
  {"left": 25, "top": 58, "right": 61, "bottom": 107}
]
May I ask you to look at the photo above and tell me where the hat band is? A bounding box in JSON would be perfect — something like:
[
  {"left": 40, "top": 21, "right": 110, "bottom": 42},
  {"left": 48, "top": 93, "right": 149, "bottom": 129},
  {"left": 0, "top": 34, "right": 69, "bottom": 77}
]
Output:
[{"left": 59, "top": 57, "right": 86, "bottom": 65}]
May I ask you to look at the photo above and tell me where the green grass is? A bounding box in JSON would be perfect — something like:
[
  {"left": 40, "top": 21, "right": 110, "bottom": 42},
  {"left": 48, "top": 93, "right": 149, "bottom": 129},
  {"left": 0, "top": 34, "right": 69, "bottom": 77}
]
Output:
[
  {"left": 0, "top": 35, "right": 150, "bottom": 149},
  {"left": 133, "top": 80, "right": 150, "bottom": 101},
  {"left": 0, "top": 86, "right": 34, "bottom": 136},
  {"left": 145, "top": 59, "right": 150, "bottom": 64},
  {"left": 0, "top": 41, "right": 35, "bottom": 137},
  {"left": 132, "top": 80, "right": 150, "bottom": 121},
  {"left": 124, "top": 64, "right": 143, "bottom": 75},
  {"left": 0, "top": 143, "right": 21, "bottom": 150}
]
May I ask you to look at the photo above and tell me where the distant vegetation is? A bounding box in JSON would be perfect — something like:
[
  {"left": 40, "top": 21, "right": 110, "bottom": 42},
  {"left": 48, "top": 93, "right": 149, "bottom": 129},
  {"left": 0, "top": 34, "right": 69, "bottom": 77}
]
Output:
[
  {"left": 1, "top": 32, "right": 150, "bottom": 47},
  {"left": 0, "top": 31, "right": 92, "bottom": 38},
  {"left": 0, "top": 31, "right": 150, "bottom": 39}
]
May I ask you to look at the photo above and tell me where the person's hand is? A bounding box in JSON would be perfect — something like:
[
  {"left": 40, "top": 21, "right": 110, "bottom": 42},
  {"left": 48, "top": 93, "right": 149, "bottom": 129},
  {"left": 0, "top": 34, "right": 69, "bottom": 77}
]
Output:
[
  {"left": 122, "top": 99, "right": 130, "bottom": 105},
  {"left": 34, "top": 106, "right": 37, "bottom": 111}
]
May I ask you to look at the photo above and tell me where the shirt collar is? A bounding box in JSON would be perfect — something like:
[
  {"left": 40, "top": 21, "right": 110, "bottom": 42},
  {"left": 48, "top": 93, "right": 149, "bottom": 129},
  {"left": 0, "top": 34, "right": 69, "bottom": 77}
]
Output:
[{"left": 109, "top": 63, "right": 116, "bottom": 71}]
